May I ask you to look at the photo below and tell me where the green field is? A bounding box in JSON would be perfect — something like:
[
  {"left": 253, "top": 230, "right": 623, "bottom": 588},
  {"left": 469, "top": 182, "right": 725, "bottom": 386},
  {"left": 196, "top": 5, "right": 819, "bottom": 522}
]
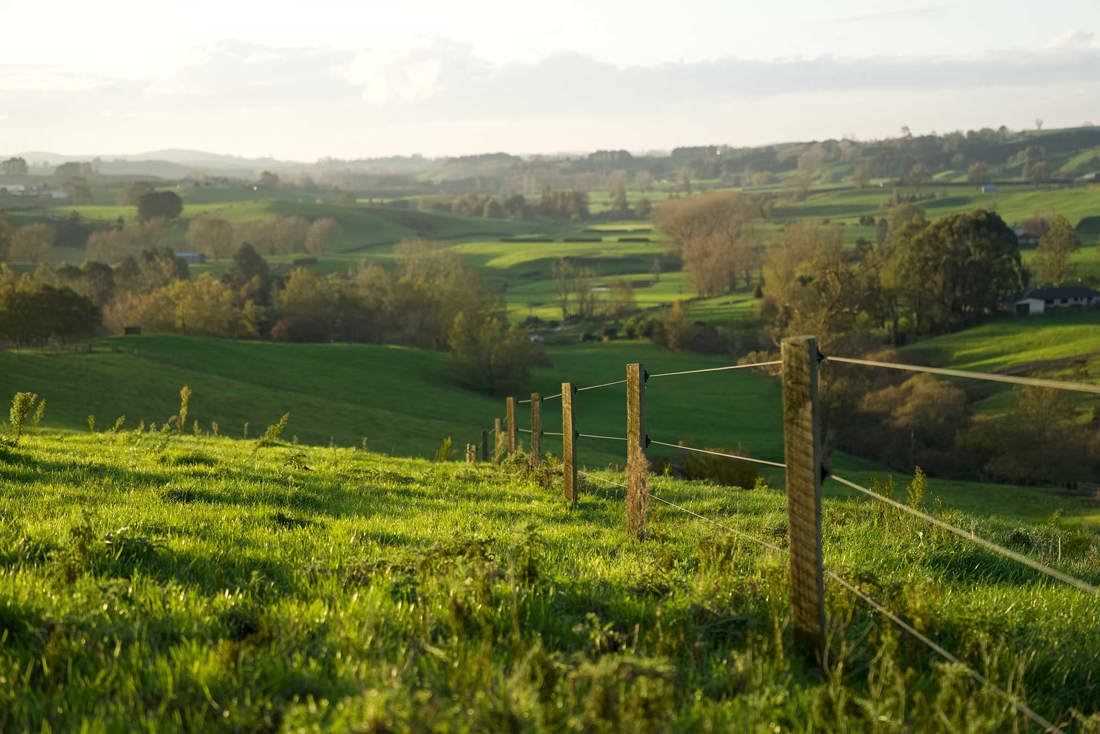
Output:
[
  {"left": 3, "top": 334, "right": 1098, "bottom": 531},
  {"left": 0, "top": 429, "right": 1096, "bottom": 731},
  {"left": 4, "top": 198, "right": 530, "bottom": 256},
  {"left": 901, "top": 310, "right": 1100, "bottom": 372}
]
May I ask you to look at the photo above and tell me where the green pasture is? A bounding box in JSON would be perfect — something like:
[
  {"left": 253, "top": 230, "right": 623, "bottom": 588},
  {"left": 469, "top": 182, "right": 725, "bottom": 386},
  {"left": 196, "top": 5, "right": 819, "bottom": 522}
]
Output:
[
  {"left": 3, "top": 334, "right": 1094, "bottom": 529},
  {"left": 1, "top": 430, "right": 1096, "bottom": 730}
]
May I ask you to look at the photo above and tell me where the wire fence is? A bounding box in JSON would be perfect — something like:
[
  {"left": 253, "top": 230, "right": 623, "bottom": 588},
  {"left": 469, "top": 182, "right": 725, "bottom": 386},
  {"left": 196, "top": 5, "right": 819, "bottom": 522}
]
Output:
[{"left": 476, "top": 337, "right": 1097, "bottom": 731}]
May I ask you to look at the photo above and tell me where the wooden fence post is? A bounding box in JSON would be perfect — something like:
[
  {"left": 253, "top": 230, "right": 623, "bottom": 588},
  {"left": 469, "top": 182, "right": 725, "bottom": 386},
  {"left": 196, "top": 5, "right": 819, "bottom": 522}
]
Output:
[
  {"left": 562, "top": 382, "right": 576, "bottom": 503},
  {"left": 626, "top": 363, "right": 648, "bottom": 539},
  {"left": 530, "top": 393, "right": 541, "bottom": 466},
  {"left": 781, "top": 336, "right": 825, "bottom": 664},
  {"left": 493, "top": 417, "right": 503, "bottom": 464},
  {"left": 481, "top": 428, "right": 489, "bottom": 462},
  {"left": 506, "top": 397, "right": 517, "bottom": 455}
]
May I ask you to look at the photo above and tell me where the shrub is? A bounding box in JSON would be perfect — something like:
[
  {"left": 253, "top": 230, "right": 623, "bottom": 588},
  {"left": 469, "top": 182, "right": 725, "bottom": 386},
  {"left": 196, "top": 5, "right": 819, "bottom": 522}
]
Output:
[{"left": 8, "top": 392, "right": 39, "bottom": 443}]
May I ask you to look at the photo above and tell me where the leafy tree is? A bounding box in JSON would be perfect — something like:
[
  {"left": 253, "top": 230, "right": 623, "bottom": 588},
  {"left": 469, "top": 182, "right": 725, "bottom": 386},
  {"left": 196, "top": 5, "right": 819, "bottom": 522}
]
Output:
[
  {"left": 959, "top": 387, "right": 1098, "bottom": 486},
  {"left": 762, "top": 222, "right": 863, "bottom": 351},
  {"left": 137, "top": 191, "right": 183, "bottom": 222},
  {"left": 855, "top": 374, "right": 969, "bottom": 471},
  {"left": 654, "top": 191, "right": 761, "bottom": 296},
  {"left": 233, "top": 216, "right": 308, "bottom": 254},
  {"left": 54, "top": 161, "right": 95, "bottom": 179},
  {"left": 887, "top": 210, "right": 1024, "bottom": 334},
  {"left": 1, "top": 157, "right": 28, "bottom": 176},
  {"left": 1028, "top": 160, "right": 1051, "bottom": 184},
  {"left": 0, "top": 215, "right": 9, "bottom": 259},
  {"left": 225, "top": 244, "right": 273, "bottom": 305},
  {"left": 256, "top": 171, "right": 280, "bottom": 190},
  {"left": 9, "top": 224, "right": 55, "bottom": 263},
  {"left": 604, "top": 279, "right": 636, "bottom": 318},
  {"left": 118, "top": 181, "right": 156, "bottom": 206},
  {"left": 305, "top": 218, "right": 341, "bottom": 255},
  {"left": 0, "top": 274, "right": 100, "bottom": 344},
  {"left": 61, "top": 177, "right": 93, "bottom": 205},
  {"left": 106, "top": 275, "right": 257, "bottom": 338},
  {"left": 187, "top": 218, "right": 235, "bottom": 258},
  {"left": 609, "top": 175, "right": 628, "bottom": 214},
  {"left": 967, "top": 161, "right": 989, "bottom": 184},
  {"left": 86, "top": 219, "right": 171, "bottom": 263},
  {"left": 54, "top": 212, "right": 90, "bottom": 248},
  {"left": 1032, "top": 215, "right": 1079, "bottom": 285},
  {"left": 481, "top": 198, "right": 504, "bottom": 219},
  {"left": 448, "top": 312, "right": 535, "bottom": 395},
  {"left": 271, "top": 269, "right": 337, "bottom": 341},
  {"left": 852, "top": 164, "right": 872, "bottom": 188}
]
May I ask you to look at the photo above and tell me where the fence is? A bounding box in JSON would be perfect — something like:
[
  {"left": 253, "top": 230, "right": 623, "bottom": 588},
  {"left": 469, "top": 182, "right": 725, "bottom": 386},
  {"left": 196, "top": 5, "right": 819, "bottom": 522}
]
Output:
[{"left": 477, "top": 335, "right": 1100, "bottom": 733}]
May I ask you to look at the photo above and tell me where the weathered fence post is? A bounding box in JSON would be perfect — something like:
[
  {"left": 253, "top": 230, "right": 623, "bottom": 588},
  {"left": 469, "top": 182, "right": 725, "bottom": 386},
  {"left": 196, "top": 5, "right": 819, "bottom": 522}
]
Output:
[
  {"left": 481, "top": 428, "right": 489, "bottom": 462},
  {"left": 626, "top": 363, "right": 648, "bottom": 539},
  {"left": 781, "top": 336, "right": 826, "bottom": 664},
  {"left": 493, "top": 417, "right": 503, "bottom": 464},
  {"left": 562, "top": 382, "right": 577, "bottom": 503},
  {"left": 530, "top": 392, "right": 541, "bottom": 466},
  {"left": 506, "top": 397, "right": 517, "bottom": 455}
]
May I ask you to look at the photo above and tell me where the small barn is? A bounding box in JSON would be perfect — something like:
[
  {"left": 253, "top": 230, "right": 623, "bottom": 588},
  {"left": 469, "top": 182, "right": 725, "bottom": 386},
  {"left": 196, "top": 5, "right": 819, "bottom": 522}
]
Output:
[
  {"left": 176, "top": 252, "right": 207, "bottom": 265},
  {"left": 1014, "top": 285, "right": 1100, "bottom": 316}
]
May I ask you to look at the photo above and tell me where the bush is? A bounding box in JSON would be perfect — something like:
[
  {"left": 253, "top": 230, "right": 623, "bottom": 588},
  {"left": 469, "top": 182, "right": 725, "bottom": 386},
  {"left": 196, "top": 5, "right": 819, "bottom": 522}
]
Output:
[{"left": 448, "top": 313, "right": 537, "bottom": 395}]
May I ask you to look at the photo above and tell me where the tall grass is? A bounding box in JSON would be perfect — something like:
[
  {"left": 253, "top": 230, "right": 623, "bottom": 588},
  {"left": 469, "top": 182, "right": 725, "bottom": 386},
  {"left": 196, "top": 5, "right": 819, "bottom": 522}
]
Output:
[{"left": 0, "top": 429, "right": 1096, "bottom": 731}]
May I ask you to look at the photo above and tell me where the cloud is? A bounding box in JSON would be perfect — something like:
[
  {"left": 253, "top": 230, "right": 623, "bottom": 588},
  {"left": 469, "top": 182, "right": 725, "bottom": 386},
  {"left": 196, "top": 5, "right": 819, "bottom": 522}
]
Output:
[
  {"left": 817, "top": 5, "right": 945, "bottom": 25},
  {"left": 4, "top": 37, "right": 1100, "bottom": 158},
  {"left": 0, "top": 67, "right": 115, "bottom": 93},
  {"left": 1046, "top": 31, "right": 1099, "bottom": 51}
]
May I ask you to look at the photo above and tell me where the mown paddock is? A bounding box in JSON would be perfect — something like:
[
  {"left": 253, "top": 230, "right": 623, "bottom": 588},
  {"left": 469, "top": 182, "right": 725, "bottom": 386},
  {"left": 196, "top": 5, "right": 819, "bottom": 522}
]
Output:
[{"left": 482, "top": 335, "right": 1100, "bottom": 731}]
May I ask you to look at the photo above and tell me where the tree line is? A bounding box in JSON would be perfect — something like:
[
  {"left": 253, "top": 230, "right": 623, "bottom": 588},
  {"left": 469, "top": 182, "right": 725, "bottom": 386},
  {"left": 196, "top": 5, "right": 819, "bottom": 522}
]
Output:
[{"left": 0, "top": 230, "right": 538, "bottom": 394}]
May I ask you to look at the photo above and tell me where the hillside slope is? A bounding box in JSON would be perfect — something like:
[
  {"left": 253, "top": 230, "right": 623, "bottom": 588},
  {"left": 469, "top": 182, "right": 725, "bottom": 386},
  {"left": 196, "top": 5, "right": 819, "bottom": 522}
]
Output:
[
  {"left": 2, "top": 334, "right": 1097, "bottom": 527},
  {"left": 0, "top": 431, "right": 1096, "bottom": 731}
]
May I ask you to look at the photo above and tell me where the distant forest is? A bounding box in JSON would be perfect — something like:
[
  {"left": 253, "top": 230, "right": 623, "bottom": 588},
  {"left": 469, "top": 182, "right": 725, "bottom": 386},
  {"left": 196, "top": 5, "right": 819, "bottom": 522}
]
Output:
[{"left": 4, "top": 125, "right": 1100, "bottom": 197}]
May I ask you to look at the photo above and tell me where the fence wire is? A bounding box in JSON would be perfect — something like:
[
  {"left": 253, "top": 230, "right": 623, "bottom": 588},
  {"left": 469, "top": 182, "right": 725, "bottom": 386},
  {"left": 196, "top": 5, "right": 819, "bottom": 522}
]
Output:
[
  {"left": 580, "top": 471, "right": 784, "bottom": 552},
  {"left": 827, "top": 356, "right": 1100, "bottom": 396},
  {"left": 648, "top": 360, "right": 782, "bottom": 379},
  {"left": 578, "top": 432, "right": 628, "bottom": 442},
  {"left": 648, "top": 439, "right": 788, "bottom": 469},
  {"left": 825, "top": 569, "right": 1062, "bottom": 733},
  {"left": 577, "top": 379, "right": 628, "bottom": 393},
  {"left": 578, "top": 471, "right": 1062, "bottom": 733},
  {"left": 829, "top": 473, "right": 1098, "bottom": 595}
]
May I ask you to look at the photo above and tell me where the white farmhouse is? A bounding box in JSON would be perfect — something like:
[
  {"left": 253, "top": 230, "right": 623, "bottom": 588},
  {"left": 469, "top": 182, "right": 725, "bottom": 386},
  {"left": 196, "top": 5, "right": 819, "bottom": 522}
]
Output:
[{"left": 1014, "top": 285, "right": 1100, "bottom": 316}]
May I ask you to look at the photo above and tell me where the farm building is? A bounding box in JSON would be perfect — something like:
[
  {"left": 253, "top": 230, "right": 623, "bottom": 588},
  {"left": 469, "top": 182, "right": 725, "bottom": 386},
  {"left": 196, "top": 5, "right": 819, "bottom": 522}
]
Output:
[
  {"left": 176, "top": 252, "right": 207, "bottom": 264},
  {"left": 1013, "top": 285, "right": 1100, "bottom": 316}
]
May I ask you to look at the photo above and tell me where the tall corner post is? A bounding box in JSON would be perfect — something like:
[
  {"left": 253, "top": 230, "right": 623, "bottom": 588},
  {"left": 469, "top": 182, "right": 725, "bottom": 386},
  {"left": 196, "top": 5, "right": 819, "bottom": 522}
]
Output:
[
  {"left": 626, "top": 363, "right": 648, "bottom": 539},
  {"left": 562, "top": 382, "right": 577, "bottom": 503},
  {"left": 481, "top": 428, "right": 489, "bottom": 463},
  {"left": 505, "top": 397, "right": 517, "bottom": 455},
  {"left": 781, "top": 336, "right": 826, "bottom": 664},
  {"left": 530, "top": 393, "right": 542, "bottom": 466}
]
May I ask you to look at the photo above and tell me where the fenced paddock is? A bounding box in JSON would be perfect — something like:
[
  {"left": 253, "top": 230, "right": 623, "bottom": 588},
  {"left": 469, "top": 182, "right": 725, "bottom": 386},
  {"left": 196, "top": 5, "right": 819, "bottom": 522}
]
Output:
[{"left": 484, "top": 335, "right": 1100, "bottom": 733}]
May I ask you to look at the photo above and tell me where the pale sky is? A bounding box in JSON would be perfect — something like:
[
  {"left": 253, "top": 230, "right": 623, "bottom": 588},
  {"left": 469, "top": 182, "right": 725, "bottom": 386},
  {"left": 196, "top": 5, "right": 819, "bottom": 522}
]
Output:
[{"left": 1, "top": 0, "right": 1099, "bottom": 160}]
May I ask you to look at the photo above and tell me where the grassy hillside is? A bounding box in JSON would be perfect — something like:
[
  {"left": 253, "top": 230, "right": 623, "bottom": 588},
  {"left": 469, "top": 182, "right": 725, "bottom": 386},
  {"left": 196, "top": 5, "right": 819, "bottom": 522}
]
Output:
[
  {"left": 901, "top": 310, "right": 1100, "bottom": 373},
  {"left": 4, "top": 199, "right": 527, "bottom": 256},
  {"left": 0, "top": 430, "right": 1096, "bottom": 731},
  {"left": 2, "top": 334, "right": 1098, "bottom": 529}
]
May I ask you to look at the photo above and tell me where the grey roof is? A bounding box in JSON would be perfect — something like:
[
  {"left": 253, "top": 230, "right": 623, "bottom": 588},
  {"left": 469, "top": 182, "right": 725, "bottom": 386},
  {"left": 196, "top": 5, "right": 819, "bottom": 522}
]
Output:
[{"left": 1020, "top": 285, "right": 1100, "bottom": 301}]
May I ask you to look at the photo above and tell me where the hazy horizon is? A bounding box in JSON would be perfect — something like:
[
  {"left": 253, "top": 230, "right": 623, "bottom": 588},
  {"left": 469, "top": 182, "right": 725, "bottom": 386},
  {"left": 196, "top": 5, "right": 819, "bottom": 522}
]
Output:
[{"left": 2, "top": 0, "right": 1099, "bottom": 160}]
